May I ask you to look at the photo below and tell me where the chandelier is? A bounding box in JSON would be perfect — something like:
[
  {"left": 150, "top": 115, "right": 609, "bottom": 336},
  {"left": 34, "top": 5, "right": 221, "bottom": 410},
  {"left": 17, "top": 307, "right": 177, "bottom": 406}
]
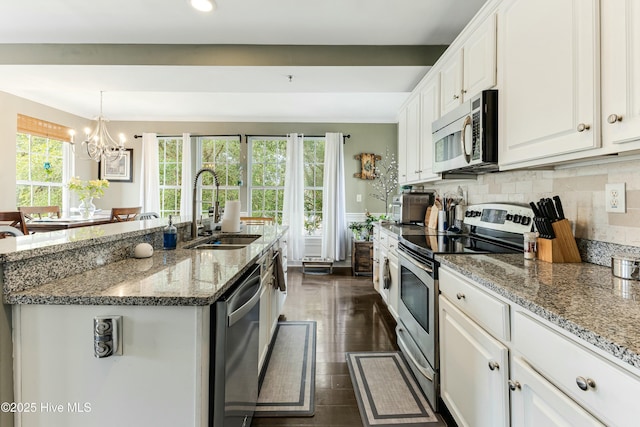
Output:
[{"left": 80, "top": 91, "right": 126, "bottom": 163}]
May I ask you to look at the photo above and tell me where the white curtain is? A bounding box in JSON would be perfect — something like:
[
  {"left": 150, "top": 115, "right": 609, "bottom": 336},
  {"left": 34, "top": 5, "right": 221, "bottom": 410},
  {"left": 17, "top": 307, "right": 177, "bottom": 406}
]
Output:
[
  {"left": 321, "top": 132, "right": 347, "bottom": 261},
  {"left": 138, "top": 133, "right": 160, "bottom": 214},
  {"left": 282, "top": 133, "right": 305, "bottom": 261},
  {"left": 62, "top": 142, "right": 75, "bottom": 217},
  {"left": 179, "top": 133, "right": 193, "bottom": 220}
]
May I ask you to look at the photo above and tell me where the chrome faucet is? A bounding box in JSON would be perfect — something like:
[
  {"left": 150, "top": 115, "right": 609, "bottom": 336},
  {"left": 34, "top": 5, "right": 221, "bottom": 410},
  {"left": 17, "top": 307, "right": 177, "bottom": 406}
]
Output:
[{"left": 192, "top": 167, "right": 220, "bottom": 239}]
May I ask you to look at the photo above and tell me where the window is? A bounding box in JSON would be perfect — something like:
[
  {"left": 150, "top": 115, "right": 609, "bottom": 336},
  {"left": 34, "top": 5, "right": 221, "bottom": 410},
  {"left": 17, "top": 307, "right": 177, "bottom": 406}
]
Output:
[
  {"left": 198, "top": 136, "right": 241, "bottom": 216},
  {"left": 248, "top": 137, "right": 287, "bottom": 224},
  {"left": 16, "top": 134, "right": 65, "bottom": 208},
  {"left": 158, "top": 137, "right": 183, "bottom": 218},
  {"left": 303, "top": 137, "right": 325, "bottom": 235}
]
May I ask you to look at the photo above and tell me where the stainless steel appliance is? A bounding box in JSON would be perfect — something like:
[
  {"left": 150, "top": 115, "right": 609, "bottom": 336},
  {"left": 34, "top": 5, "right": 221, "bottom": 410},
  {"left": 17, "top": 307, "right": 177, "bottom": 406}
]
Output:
[
  {"left": 432, "top": 89, "right": 498, "bottom": 174},
  {"left": 391, "top": 192, "right": 435, "bottom": 224},
  {"left": 396, "top": 203, "right": 534, "bottom": 411},
  {"left": 210, "top": 264, "right": 261, "bottom": 427}
]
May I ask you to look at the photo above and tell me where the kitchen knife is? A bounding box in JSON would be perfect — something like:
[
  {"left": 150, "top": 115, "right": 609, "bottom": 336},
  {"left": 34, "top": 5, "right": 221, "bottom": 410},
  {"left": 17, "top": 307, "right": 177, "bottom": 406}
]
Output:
[
  {"left": 552, "top": 195, "right": 565, "bottom": 220},
  {"left": 543, "top": 198, "right": 558, "bottom": 222},
  {"left": 529, "top": 201, "right": 541, "bottom": 217}
]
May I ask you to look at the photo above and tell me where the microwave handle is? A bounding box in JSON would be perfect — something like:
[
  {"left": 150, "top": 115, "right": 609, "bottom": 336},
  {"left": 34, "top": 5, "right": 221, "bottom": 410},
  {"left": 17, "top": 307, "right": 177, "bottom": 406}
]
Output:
[{"left": 461, "top": 115, "right": 472, "bottom": 163}]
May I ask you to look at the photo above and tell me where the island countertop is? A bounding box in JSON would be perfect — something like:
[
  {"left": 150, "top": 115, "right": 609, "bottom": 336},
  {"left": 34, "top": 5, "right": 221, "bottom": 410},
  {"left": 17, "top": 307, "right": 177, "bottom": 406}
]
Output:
[
  {"left": 3, "top": 224, "right": 288, "bottom": 306},
  {"left": 437, "top": 254, "right": 640, "bottom": 370}
]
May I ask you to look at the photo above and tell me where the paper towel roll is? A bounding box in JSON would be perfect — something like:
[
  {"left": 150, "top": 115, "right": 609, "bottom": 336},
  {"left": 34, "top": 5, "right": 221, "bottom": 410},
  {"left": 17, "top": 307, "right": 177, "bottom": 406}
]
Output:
[{"left": 221, "top": 200, "right": 241, "bottom": 232}]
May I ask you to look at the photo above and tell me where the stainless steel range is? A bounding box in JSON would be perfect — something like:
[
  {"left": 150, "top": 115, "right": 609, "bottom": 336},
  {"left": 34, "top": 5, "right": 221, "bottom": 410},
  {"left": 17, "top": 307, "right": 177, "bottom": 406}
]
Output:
[{"left": 395, "top": 203, "right": 534, "bottom": 410}]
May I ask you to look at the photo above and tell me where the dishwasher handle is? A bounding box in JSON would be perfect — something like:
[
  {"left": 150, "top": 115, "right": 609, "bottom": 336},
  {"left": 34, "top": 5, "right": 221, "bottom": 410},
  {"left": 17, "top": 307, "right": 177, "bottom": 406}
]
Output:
[{"left": 228, "top": 266, "right": 261, "bottom": 327}]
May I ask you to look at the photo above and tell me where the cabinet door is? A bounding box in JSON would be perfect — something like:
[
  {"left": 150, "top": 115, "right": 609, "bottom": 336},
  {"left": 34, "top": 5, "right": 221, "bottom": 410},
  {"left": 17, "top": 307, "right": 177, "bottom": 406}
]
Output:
[
  {"left": 601, "top": 0, "right": 640, "bottom": 151},
  {"left": 419, "top": 78, "right": 441, "bottom": 182},
  {"left": 498, "top": 0, "right": 599, "bottom": 168},
  {"left": 387, "top": 251, "right": 399, "bottom": 319},
  {"left": 440, "top": 50, "right": 464, "bottom": 115},
  {"left": 439, "top": 296, "right": 509, "bottom": 427},
  {"left": 397, "top": 107, "right": 409, "bottom": 184},
  {"left": 463, "top": 14, "right": 497, "bottom": 99},
  {"left": 405, "top": 95, "right": 422, "bottom": 182},
  {"left": 511, "top": 356, "right": 605, "bottom": 427}
]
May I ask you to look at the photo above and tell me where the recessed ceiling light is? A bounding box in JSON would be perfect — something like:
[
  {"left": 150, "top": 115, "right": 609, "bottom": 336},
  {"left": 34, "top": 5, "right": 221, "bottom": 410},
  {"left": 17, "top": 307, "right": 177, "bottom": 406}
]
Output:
[{"left": 191, "top": 0, "right": 216, "bottom": 12}]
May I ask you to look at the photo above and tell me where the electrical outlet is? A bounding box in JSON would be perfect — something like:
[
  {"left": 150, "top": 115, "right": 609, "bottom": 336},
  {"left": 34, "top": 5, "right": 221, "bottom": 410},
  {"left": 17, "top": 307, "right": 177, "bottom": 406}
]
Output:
[
  {"left": 605, "top": 183, "right": 626, "bottom": 213},
  {"left": 356, "top": 194, "right": 362, "bottom": 203}
]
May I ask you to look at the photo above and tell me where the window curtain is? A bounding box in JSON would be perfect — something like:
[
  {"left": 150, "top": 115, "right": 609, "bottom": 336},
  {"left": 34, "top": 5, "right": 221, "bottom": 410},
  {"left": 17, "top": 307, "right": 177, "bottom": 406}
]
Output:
[
  {"left": 62, "top": 142, "right": 75, "bottom": 217},
  {"left": 179, "top": 133, "right": 193, "bottom": 219},
  {"left": 138, "top": 133, "right": 160, "bottom": 214},
  {"left": 321, "top": 132, "right": 347, "bottom": 261},
  {"left": 282, "top": 133, "right": 305, "bottom": 261}
]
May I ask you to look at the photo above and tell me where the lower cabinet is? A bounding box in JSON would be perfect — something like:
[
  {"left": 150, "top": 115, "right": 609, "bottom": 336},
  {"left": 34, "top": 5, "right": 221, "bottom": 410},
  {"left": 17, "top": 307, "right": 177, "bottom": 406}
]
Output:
[
  {"left": 439, "top": 296, "right": 510, "bottom": 427},
  {"left": 439, "top": 265, "right": 640, "bottom": 427},
  {"left": 387, "top": 249, "right": 399, "bottom": 319},
  {"left": 510, "top": 356, "right": 605, "bottom": 427},
  {"left": 372, "top": 226, "right": 399, "bottom": 319}
]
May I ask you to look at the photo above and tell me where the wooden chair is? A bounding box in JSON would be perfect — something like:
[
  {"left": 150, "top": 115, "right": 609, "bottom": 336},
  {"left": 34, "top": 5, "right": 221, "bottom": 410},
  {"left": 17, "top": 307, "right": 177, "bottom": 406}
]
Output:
[
  {"left": 0, "top": 211, "right": 29, "bottom": 235},
  {"left": 240, "top": 216, "right": 274, "bottom": 225},
  {"left": 110, "top": 207, "right": 142, "bottom": 222},
  {"left": 0, "top": 225, "right": 24, "bottom": 238},
  {"left": 19, "top": 205, "right": 61, "bottom": 220}
]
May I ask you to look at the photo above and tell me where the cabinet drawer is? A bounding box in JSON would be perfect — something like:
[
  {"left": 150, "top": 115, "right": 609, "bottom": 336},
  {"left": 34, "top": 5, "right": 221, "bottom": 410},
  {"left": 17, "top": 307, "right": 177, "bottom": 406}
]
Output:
[
  {"left": 513, "top": 311, "right": 640, "bottom": 426},
  {"left": 439, "top": 268, "right": 510, "bottom": 341}
]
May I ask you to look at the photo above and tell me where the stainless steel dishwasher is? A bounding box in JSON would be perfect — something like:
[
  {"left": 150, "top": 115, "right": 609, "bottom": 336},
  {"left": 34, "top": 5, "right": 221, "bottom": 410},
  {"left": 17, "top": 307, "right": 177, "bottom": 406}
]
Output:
[{"left": 210, "top": 264, "right": 261, "bottom": 427}]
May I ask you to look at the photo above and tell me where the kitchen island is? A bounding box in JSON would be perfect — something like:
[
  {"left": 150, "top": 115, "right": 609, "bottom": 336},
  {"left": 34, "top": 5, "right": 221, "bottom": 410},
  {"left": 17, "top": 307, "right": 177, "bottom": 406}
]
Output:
[{"left": 1, "top": 220, "right": 288, "bottom": 427}]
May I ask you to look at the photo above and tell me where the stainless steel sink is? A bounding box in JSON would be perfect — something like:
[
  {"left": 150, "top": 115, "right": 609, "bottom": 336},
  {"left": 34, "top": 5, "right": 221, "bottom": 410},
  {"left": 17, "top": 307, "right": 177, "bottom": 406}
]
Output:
[{"left": 188, "top": 234, "right": 261, "bottom": 250}]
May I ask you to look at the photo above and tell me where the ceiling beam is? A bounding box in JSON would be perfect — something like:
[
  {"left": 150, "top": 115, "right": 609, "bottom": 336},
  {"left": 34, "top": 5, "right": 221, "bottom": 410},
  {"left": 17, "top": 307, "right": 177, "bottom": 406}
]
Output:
[{"left": 0, "top": 44, "right": 447, "bottom": 66}]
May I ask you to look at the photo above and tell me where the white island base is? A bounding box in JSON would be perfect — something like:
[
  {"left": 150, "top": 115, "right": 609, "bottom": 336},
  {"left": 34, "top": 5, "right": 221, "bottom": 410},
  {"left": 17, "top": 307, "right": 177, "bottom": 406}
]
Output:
[{"left": 13, "top": 304, "right": 210, "bottom": 427}]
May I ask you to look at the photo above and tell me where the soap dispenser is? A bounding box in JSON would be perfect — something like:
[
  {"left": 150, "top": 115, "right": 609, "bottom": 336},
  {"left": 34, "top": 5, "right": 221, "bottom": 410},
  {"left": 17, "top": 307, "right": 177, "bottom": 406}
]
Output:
[{"left": 163, "top": 215, "right": 177, "bottom": 250}]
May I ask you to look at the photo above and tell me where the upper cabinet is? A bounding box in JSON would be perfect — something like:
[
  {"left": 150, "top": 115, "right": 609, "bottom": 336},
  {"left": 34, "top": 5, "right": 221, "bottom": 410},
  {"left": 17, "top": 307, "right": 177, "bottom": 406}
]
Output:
[
  {"left": 397, "top": 77, "right": 441, "bottom": 185},
  {"left": 600, "top": 0, "right": 640, "bottom": 152},
  {"left": 440, "top": 14, "right": 497, "bottom": 116},
  {"left": 498, "top": 0, "right": 599, "bottom": 169}
]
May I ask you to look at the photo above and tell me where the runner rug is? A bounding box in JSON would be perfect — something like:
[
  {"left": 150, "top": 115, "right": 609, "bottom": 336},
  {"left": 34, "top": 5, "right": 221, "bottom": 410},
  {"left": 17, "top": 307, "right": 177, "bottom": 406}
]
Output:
[
  {"left": 254, "top": 321, "right": 316, "bottom": 417},
  {"left": 346, "top": 352, "right": 442, "bottom": 426}
]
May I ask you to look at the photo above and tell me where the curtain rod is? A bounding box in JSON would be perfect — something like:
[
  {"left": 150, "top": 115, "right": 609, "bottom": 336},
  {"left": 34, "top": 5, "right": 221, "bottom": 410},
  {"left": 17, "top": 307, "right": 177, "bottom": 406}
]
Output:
[
  {"left": 133, "top": 134, "right": 242, "bottom": 139},
  {"left": 245, "top": 134, "right": 351, "bottom": 141}
]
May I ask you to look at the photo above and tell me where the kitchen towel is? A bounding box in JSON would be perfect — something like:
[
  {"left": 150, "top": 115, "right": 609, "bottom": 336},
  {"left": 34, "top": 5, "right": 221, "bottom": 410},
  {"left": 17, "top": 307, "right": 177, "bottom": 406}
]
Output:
[{"left": 221, "top": 200, "right": 241, "bottom": 233}]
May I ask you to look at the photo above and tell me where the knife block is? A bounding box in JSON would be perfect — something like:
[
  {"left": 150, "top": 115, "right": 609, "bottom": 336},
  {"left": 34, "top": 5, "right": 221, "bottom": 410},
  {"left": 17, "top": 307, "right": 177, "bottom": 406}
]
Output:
[{"left": 537, "top": 219, "right": 581, "bottom": 263}]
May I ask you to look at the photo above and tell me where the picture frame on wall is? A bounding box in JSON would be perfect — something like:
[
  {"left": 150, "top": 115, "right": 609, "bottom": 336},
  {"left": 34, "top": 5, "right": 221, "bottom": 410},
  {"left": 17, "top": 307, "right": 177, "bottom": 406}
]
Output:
[{"left": 99, "top": 149, "right": 133, "bottom": 182}]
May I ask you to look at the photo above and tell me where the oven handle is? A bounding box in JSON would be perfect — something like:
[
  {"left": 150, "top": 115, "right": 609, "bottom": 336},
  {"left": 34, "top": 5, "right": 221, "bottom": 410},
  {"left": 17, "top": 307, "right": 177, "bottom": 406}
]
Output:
[
  {"left": 398, "top": 249, "right": 433, "bottom": 274},
  {"left": 397, "top": 328, "right": 434, "bottom": 383}
]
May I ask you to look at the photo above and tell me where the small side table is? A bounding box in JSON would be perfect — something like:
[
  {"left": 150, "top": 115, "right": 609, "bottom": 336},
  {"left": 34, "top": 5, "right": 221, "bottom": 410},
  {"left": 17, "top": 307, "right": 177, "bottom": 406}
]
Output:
[
  {"left": 352, "top": 240, "right": 373, "bottom": 276},
  {"left": 302, "top": 257, "right": 334, "bottom": 275}
]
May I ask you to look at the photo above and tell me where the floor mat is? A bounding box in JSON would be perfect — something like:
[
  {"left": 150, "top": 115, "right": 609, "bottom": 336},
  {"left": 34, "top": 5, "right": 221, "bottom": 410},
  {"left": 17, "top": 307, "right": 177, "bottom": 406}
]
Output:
[
  {"left": 346, "top": 351, "right": 443, "bottom": 426},
  {"left": 254, "top": 321, "right": 316, "bottom": 417}
]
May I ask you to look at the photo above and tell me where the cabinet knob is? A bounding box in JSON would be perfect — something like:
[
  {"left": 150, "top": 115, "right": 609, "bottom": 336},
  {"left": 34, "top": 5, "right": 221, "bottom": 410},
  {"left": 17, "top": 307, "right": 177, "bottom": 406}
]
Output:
[
  {"left": 607, "top": 114, "right": 623, "bottom": 124},
  {"left": 453, "top": 94, "right": 460, "bottom": 100},
  {"left": 576, "top": 123, "right": 591, "bottom": 132},
  {"left": 488, "top": 361, "right": 500, "bottom": 371},
  {"left": 576, "top": 376, "right": 596, "bottom": 391},
  {"left": 456, "top": 292, "right": 466, "bottom": 300},
  {"left": 508, "top": 380, "right": 521, "bottom": 391}
]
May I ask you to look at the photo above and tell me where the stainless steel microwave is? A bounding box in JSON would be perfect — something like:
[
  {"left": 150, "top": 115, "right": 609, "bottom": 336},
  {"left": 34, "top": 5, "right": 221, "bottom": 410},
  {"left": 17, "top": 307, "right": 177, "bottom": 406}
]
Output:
[{"left": 432, "top": 89, "right": 498, "bottom": 174}]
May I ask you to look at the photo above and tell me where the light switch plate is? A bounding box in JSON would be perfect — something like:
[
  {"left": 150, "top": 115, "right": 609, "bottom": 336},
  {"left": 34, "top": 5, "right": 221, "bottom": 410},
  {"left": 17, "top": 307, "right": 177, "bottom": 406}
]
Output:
[{"left": 605, "top": 183, "right": 626, "bottom": 213}]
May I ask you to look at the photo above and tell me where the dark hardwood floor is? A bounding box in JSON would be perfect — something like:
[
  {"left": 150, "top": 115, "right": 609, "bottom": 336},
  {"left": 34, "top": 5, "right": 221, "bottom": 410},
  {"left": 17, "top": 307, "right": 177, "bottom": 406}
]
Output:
[{"left": 251, "top": 268, "right": 398, "bottom": 427}]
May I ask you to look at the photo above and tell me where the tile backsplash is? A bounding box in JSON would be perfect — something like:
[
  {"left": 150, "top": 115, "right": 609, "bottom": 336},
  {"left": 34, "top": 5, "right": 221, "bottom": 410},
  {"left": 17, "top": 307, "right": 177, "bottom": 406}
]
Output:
[{"left": 427, "top": 156, "right": 640, "bottom": 247}]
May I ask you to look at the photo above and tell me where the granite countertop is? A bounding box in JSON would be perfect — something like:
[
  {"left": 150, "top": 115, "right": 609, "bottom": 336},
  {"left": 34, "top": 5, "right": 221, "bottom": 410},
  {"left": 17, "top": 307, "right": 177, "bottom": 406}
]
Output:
[
  {"left": 437, "top": 254, "right": 640, "bottom": 370},
  {"left": 4, "top": 225, "right": 287, "bottom": 306}
]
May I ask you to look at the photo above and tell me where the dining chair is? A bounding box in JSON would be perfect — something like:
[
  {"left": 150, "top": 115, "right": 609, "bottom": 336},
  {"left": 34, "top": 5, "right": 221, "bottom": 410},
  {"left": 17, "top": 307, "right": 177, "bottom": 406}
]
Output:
[
  {"left": 110, "top": 207, "right": 142, "bottom": 222},
  {"left": 240, "top": 216, "right": 275, "bottom": 225},
  {"left": 19, "top": 205, "right": 61, "bottom": 220},
  {"left": 137, "top": 212, "right": 160, "bottom": 220},
  {"left": 0, "top": 225, "right": 25, "bottom": 238},
  {"left": 0, "top": 211, "right": 29, "bottom": 235}
]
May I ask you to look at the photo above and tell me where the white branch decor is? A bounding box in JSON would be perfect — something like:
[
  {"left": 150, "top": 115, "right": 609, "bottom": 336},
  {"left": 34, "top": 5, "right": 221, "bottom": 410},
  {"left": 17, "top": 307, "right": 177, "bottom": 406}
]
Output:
[{"left": 368, "top": 147, "right": 398, "bottom": 215}]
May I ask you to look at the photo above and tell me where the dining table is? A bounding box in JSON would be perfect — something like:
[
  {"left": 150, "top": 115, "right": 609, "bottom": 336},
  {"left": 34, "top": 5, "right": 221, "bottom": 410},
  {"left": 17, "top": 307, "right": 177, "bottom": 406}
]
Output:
[{"left": 25, "top": 214, "right": 113, "bottom": 232}]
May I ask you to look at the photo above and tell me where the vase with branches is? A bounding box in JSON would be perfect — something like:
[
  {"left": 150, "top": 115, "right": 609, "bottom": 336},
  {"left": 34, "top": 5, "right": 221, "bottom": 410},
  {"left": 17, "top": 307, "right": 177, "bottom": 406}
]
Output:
[{"left": 368, "top": 147, "right": 398, "bottom": 215}]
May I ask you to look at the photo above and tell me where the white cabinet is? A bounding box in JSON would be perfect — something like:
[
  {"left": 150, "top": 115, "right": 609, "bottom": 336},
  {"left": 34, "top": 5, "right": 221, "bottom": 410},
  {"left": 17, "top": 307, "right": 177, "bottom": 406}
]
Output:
[
  {"left": 439, "top": 296, "right": 510, "bottom": 427},
  {"left": 387, "top": 248, "right": 399, "bottom": 319},
  {"left": 398, "top": 77, "right": 441, "bottom": 185},
  {"left": 601, "top": 0, "right": 640, "bottom": 152},
  {"left": 372, "top": 227, "right": 399, "bottom": 319},
  {"left": 498, "top": 0, "right": 599, "bottom": 169},
  {"left": 440, "top": 14, "right": 497, "bottom": 116}
]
